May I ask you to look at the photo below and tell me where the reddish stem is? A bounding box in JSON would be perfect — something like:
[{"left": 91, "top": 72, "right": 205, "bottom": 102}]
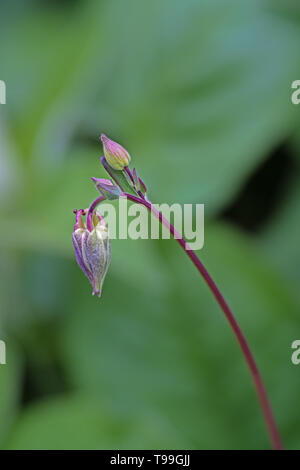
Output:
[
  {"left": 124, "top": 193, "right": 283, "bottom": 450},
  {"left": 86, "top": 195, "right": 105, "bottom": 231}
]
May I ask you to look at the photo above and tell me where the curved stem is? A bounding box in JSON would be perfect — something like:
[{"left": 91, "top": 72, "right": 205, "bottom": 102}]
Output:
[
  {"left": 124, "top": 193, "right": 283, "bottom": 450},
  {"left": 86, "top": 195, "right": 105, "bottom": 231}
]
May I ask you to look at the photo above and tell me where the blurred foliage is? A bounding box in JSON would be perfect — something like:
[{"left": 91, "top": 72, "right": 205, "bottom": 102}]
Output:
[{"left": 0, "top": 0, "right": 300, "bottom": 449}]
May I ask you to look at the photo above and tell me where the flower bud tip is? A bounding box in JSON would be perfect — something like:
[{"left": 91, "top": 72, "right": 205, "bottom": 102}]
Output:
[{"left": 100, "top": 134, "right": 131, "bottom": 171}]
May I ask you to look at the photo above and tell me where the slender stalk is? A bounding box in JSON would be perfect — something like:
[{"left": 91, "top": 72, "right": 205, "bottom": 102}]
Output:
[
  {"left": 124, "top": 193, "right": 283, "bottom": 450},
  {"left": 86, "top": 195, "right": 105, "bottom": 231},
  {"left": 87, "top": 190, "right": 282, "bottom": 449}
]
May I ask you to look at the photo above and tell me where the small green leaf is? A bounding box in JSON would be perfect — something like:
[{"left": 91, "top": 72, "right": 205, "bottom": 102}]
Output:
[{"left": 101, "top": 157, "right": 138, "bottom": 197}]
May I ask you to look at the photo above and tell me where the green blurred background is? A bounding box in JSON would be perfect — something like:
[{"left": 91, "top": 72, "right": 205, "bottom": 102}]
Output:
[{"left": 0, "top": 0, "right": 300, "bottom": 450}]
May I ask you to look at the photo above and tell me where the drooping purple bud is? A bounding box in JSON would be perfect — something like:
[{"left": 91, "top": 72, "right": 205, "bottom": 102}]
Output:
[
  {"left": 72, "top": 209, "right": 111, "bottom": 298},
  {"left": 100, "top": 134, "right": 131, "bottom": 170}
]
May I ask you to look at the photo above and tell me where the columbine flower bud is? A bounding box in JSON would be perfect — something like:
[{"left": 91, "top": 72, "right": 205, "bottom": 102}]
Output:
[
  {"left": 91, "top": 177, "right": 123, "bottom": 200},
  {"left": 72, "top": 209, "right": 111, "bottom": 298},
  {"left": 101, "top": 133, "right": 131, "bottom": 170}
]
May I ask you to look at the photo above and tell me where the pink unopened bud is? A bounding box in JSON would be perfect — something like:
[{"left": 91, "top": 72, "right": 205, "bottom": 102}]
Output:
[{"left": 101, "top": 134, "right": 131, "bottom": 170}]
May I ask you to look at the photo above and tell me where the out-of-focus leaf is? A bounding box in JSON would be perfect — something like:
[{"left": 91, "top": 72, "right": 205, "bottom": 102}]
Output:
[
  {"left": 259, "top": 161, "right": 300, "bottom": 286},
  {"left": 0, "top": 147, "right": 102, "bottom": 255},
  {"left": 82, "top": 0, "right": 300, "bottom": 210},
  {"left": 0, "top": 119, "right": 21, "bottom": 207},
  {"left": 1, "top": 0, "right": 300, "bottom": 215},
  {"left": 264, "top": 0, "right": 300, "bottom": 22},
  {"left": 1, "top": 3, "right": 107, "bottom": 164},
  {"left": 5, "top": 394, "right": 186, "bottom": 450}
]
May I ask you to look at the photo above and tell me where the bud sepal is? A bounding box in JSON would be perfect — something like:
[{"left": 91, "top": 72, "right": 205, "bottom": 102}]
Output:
[{"left": 91, "top": 177, "right": 123, "bottom": 200}]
